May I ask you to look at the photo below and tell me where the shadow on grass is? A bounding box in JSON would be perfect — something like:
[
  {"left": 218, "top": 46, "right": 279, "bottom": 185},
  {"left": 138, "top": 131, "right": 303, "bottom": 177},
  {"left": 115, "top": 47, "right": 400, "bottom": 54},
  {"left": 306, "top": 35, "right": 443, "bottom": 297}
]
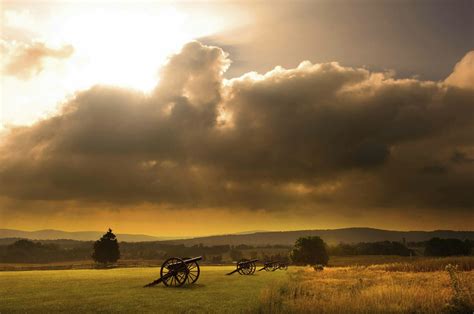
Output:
[
  {"left": 141, "top": 284, "right": 207, "bottom": 289},
  {"left": 93, "top": 265, "right": 119, "bottom": 270}
]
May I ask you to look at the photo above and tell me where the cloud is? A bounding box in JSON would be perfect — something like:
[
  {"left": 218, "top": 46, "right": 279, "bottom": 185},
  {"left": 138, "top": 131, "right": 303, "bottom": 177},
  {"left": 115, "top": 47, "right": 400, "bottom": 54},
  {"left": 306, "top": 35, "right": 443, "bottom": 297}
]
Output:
[
  {"left": 0, "top": 43, "right": 473, "bottom": 217},
  {"left": 445, "top": 51, "right": 474, "bottom": 89},
  {"left": 1, "top": 41, "right": 74, "bottom": 79}
]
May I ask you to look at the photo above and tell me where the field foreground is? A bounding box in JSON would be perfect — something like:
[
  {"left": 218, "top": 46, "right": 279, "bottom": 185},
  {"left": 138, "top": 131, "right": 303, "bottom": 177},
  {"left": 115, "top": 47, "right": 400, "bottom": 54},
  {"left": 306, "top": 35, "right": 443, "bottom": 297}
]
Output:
[
  {"left": 259, "top": 267, "right": 474, "bottom": 313},
  {"left": 1, "top": 264, "right": 474, "bottom": 313},
  {"left": 1, "top": 266, "right": 284, "bottom": 313}
]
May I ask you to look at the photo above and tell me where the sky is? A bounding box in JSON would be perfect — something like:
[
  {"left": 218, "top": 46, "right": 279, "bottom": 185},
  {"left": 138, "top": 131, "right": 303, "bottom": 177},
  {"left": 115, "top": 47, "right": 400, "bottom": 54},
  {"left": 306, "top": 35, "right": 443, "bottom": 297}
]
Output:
[{"left": 0, "top": 0, "right": 473, "bottom": 236}]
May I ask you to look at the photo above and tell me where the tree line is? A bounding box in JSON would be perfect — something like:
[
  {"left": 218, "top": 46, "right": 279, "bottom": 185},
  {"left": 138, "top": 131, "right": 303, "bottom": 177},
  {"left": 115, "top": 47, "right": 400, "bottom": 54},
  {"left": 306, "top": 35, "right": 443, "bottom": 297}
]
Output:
[{"left": 0, "top": 229, "right": 472, "bottom": 264}]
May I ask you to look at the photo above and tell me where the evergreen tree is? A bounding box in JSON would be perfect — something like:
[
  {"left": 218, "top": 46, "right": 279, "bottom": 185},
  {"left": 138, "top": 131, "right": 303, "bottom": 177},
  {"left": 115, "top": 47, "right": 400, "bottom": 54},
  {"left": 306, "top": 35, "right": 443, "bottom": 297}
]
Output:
[{"left": 92, "top": 228, "right": 120, "bottom": 265}]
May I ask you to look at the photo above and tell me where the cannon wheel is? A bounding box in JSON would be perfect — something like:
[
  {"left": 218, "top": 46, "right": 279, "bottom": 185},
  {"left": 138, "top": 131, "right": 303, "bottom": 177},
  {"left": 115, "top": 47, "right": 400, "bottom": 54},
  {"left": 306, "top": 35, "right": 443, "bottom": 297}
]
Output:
[
  {"left": 182, "top": 257, "right": 200, "bottom": 284},
  {"left": 264, "top": 263, "right": 272, "bottom": 272},
  {"left": 279, "top": 264, "right": 288, "bottom": 270},
  {"left": 160, "top": 257, "right": 188, "bottom": 287},
  {"left": 237, "top": 259, "right": 253, "bottom": 275},
  {"left": 249, "top": 261, "right": 257, "bottom": 274},
  {"left": 271, "top": 263, "right": 279, "bottom": 271}
]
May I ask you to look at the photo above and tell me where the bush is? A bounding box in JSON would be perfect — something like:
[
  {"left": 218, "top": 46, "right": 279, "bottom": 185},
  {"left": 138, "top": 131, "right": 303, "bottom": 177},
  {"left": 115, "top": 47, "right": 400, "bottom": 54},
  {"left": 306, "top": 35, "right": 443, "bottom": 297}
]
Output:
[{"left": 444, "top": 264, "right": 474, "bottom": 313}]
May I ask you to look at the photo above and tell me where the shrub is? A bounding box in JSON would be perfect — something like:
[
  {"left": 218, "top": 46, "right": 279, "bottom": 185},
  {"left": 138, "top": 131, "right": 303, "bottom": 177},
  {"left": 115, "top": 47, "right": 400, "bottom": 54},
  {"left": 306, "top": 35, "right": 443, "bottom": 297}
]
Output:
[{"left": 444, "top": 264, "right": 474, "bottom": 313}]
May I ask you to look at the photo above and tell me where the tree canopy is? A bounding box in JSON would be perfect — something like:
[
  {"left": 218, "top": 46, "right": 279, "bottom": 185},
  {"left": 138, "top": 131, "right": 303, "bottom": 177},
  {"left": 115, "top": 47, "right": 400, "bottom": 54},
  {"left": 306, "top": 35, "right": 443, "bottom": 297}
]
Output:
[
  {"left": 424, "top": 238, "right": 471, "bottom": 256},
  {"left": 290, "top": 236, "right": 329, "bottom": 266},
  {"left": 92, "top": 228, "right": 120, "bottom": 264}
]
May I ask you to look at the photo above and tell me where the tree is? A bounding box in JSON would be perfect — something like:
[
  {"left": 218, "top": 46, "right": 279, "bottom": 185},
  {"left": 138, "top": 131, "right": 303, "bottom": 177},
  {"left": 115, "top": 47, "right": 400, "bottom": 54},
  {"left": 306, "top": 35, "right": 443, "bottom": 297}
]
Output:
[
  {"left": 327, "top": 241, "right": 414, "bottom": 256},
  {"left": 424, "top": 238, "right": 471, "bottom": 256},
  {"left": 92, "top": 228, "right": 120, "bottom": 265},
  {"left": 290, "top": 236, "right": 329, "bottom": 266},
  {"left": 229, "top": 249, "right": 243, "bottom": 261},
  {"left": 211, "top": 255, "right": 222, "bottom": 263}
]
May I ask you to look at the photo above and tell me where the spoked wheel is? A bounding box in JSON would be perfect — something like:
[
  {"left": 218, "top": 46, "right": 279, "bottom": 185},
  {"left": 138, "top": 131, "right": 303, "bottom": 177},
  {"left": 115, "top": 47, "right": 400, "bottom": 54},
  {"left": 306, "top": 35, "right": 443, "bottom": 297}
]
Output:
[
  {"left": 279, "top": 264, "right": 288, "bottom": 270},
  {"left": 264, "top": 264, "right": 272, "bottom": 272},
  {"left": 249, "top": 261, "right": 256, "bottom": 274},
  {"left": 271, "top": 263, "right": 279, "bottom": 272},
  {"left": 160, "top": 257, "right": 188, "bottom": 287},
  {"left": 237, "top": 259, "right": 253, "bottom": 275},
  {"left": 183, "top": 258, "right": 200, "bottom": 284}
]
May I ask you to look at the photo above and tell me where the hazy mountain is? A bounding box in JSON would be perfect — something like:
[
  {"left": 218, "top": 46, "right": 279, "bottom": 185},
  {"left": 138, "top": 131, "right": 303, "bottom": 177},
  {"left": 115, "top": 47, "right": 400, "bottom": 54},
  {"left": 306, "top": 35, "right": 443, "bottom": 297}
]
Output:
[
  {"left": 233, "top": 230, "right": 270, "bottom": 235},
  {"left": 164, "top": 228, "right": 474, "bottom": 246},
  {"left": 0, "top": 229, "right": 170, "bottom": 242},
  {"left": 1, "top": 228, "right": 473, "bottom": 245}
]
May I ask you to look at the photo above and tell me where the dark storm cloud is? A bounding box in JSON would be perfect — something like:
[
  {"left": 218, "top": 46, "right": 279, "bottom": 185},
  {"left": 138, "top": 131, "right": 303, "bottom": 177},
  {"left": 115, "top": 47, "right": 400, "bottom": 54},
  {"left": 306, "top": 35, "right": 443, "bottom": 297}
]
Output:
[
  {"left": 1, "top": 41, "right": 74, "bottom": 79},
  {"left": 1, "top": 42, "right": 473, "bottom": 213}
]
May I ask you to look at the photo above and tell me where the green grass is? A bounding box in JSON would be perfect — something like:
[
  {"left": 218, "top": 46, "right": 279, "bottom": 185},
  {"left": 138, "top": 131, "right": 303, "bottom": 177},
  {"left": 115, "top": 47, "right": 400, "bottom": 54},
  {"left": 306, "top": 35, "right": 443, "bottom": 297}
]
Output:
[
  {"left": 3, "top": 258, "right": 474, "bottom": 313},
  {"left": 0, "top": 266, "right": 287, "bottom": 313}
]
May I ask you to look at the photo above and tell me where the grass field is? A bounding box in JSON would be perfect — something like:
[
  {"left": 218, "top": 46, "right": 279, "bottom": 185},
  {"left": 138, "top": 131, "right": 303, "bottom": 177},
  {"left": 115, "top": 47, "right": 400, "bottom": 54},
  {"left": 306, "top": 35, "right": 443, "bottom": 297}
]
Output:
[
  {"left": 258, "top": 267, "right": 474, "bottom": 313},
  {"left": 2, "top": 259, "right": 474, "bottom": 313},
  {"left": 0, "top": 266, "right": 286, "bottom": 313}
]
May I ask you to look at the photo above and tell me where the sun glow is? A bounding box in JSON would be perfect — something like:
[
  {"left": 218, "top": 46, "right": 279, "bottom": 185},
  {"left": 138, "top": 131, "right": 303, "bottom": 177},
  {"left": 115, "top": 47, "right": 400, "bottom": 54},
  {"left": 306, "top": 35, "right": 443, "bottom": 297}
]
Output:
[
  {"left": 1, "top": 2, "right": 245, "bottom": 127},
  {"left": 52, "top": 6, "right": 200, "bottom": 91}
]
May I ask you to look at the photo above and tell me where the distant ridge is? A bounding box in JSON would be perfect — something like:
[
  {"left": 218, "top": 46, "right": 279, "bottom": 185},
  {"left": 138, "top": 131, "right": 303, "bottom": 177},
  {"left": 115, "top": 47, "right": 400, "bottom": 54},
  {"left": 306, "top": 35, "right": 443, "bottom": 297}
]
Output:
[
  {"left": 1, "top": 227, "right": 473, "bottom": 245},
  {"left": 164, "top": 227, "right": 474, "bottom": 246},
  {"left": 0, "top": 229, "right": 171, "bottom": 242}
]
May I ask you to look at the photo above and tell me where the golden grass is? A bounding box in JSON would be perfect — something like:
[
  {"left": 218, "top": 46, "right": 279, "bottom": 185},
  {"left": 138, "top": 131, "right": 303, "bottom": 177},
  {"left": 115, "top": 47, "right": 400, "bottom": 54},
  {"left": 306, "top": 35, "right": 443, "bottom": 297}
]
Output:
[
  {"left": 257, "top": 267, "right": 474, "bottom": 313},
  {"left": 369, "top": 257, "right": 474, "bottom": 272},
  {"left": 328, "top": 256, "right": 474, "bottom": 272},
  {"left": 328, "top": 255, "right": 417, "bottom": 267}
]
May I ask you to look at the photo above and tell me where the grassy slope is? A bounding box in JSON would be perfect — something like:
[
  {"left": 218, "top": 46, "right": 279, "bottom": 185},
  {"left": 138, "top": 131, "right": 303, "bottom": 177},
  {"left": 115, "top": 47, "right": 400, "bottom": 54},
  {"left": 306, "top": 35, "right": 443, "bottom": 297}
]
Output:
[{"left": 0, "top": 266, "right": 286, "bottom": 313}]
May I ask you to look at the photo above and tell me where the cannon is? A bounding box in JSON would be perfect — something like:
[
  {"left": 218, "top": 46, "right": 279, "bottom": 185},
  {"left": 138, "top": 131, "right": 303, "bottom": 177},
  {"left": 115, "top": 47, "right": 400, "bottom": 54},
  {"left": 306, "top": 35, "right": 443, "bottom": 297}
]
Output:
[
  {"left": 278, "top": 262, "right": 288, "bottom": 270},
  {"left": 258, "top": 261, "right": 289, "bottom": 271},
  {"left": 226, "top": 258, "right": 258, "bottom": 275},
  {"left": 258, "top": 261, "right": 280, "bottom": 272},
  {"left": 144, "top": 256, "right": 202, "bottom": 287}
]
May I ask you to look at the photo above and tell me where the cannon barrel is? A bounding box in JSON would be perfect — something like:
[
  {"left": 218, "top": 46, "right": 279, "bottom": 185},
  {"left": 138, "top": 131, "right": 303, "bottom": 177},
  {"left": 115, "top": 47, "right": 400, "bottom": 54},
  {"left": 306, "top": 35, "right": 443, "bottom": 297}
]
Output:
[
  {"left": 184, "top": 256, "right": 203, "bottom": 264},
  {"left": 166, "top": 256, "right": 203, "bottom": 268},
  {"left": 238, "top": 259, "right": 259, "bottom": 265}
]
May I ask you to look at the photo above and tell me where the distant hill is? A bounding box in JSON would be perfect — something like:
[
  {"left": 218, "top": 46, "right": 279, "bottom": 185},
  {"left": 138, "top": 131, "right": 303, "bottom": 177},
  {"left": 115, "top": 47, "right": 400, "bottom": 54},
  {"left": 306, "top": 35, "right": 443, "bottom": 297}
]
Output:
[
  {"left": 1, "top": 227, "right": 473, "bottom": 246},
  {"left": 164, "top": 228, "right": 474, "bottom": 246},
  {"left": 0, "top": 229, "right": 170, "bottom": 242}
]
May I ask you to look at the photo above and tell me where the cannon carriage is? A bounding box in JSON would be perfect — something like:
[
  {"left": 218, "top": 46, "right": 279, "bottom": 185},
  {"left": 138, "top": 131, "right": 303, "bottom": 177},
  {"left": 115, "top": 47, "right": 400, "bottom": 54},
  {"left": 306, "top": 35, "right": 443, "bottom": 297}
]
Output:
[
  {"left": 258, "top": 261, "right": 280, "bottom": 272},
  {"left": 277, "top": 262, "right": 288, "bottom": 270},
  {"left": 144, "top": 256, "right": 202, "bottom": 287},
  {"left": 258, "top": 261, "right": 289, "bottom": 272},
  {"left": 226, "top": 259, "right": 259, "bottom": 275}
]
